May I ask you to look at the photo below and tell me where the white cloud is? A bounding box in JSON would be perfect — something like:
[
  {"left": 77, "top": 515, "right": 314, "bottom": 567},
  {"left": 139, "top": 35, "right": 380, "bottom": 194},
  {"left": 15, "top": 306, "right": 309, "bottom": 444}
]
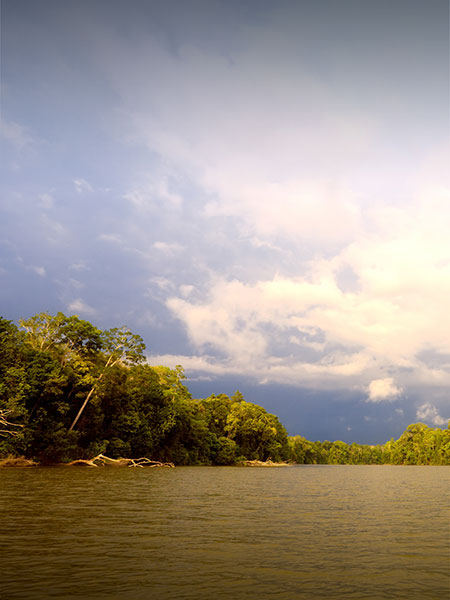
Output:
[
  {"left": 38, "top": 193, "right": 54, "bottom": 209},
  {"left": 98, "top": 233, "right": 122, "bottom": 243},
  {"left": 150, "top": 276, "right": 174, "bottom": 291},
  {"left": 146, "top": 353, "right": 235, "bottom": 376},
  {"left": 123, "top": 177, "right": 183, "bottom": 212},
  {"left": 67, "top": 298, "right": 96, "bottom": 316},
  {"left": 73, "top": 178, "right": 94, "bottom": 194},
  {"left": 152, "top": 241, "right": 184, "bottom": 252},
  {"left": 69, "top": 261, "right": 90, "bottom": 272},
  {"left": 249, "top": 237, "right": 284, "bottom": 252},
  {"left": 31, "top": 266, "right": 46, "bottom": 277},
  {"left": 40, "top": 215, "right": 68, "bottom": 244},
  {"left": 155, "top": 178, "right": 183, "bottom": 209},
  {"left": 0, "top": 118, "right": 35, "bottom": 150},
  {"left": 160, "top": 187, "right": 450, "bottom": 395},
  {"left": 366, "top": 378, "right": 402, "bottom": 403},
  {"left": 416, "top": 402, "right": 448, "bottom": 426},
  {"left": 68, "top": 278, "right": 84, "bottom": 290},
  {"left": 123, "top": 188, "right": 148, "bottom": 209},
  {"left": 179, "top": 284, "right": 195, "bottom": 297},
  {"left": 203, "top": 179, "right": 362, "bottom": 245}
]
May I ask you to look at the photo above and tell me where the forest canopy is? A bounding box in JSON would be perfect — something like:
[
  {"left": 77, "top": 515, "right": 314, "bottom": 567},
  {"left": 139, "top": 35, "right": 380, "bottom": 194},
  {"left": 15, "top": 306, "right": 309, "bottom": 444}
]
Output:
[{"left": 1, "top": 313, "right": 449, "bottom": 466}]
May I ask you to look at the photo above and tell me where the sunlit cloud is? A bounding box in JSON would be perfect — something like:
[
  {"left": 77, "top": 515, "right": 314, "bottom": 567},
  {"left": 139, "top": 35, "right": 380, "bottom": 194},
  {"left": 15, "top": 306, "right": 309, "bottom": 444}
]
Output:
[
  {"left": 416, "top": 402, "right": 448, "bottom": 427},
  {"left": 179, "top": 284, "right": 195, "bottom": 298},
  {"left": 163, "top": 189, "right": 450, "bottom": 396},
  {"left": 366, "top": 378, "right": 402, "bottom": 403}
]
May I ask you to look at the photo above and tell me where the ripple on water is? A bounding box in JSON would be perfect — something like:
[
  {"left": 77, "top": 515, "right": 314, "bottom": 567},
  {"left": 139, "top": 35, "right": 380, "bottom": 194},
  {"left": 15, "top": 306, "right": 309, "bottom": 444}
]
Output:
[{"left": 1, "top": 465, "right": 448, "bottom": 600}]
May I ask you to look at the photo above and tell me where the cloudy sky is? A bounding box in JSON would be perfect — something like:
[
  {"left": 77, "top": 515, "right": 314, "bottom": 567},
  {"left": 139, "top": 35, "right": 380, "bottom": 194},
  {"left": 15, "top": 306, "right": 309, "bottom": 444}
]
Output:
[{"left": 1, "top": 0, "right": 449, "bottom": 443}]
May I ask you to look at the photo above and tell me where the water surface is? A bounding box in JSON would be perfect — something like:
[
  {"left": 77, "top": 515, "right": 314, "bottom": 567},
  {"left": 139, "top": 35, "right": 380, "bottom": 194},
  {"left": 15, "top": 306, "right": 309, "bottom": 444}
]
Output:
[{"left": 1, "top": 465, "right": 448, "bottom": 599}]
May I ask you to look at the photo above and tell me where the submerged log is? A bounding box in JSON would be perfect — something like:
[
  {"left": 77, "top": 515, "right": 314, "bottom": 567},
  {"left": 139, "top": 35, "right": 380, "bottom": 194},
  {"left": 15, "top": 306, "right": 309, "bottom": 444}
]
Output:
[{"left": 65, "top": 454, "right": 174, "bottom": 468}]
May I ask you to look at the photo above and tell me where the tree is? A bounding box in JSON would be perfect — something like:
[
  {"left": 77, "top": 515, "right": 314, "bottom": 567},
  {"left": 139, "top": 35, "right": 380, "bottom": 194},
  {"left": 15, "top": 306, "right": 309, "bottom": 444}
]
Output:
[
  {"left": 327, "top": 440, "right": 350, "bottom": 464},
  {"left": 200, "top": 394, "right": 233, "bottom": 436},
  {"left": 18, "top": 313, "right": 103, "bottom": 428},
  {"left": 19, "top": 312, "right": 65, "bottom": 353},
  {"left": 102, "top": 364, "right": 178, "bottom": 458},
  {"left": 225, "top": 400, "right": 289, "bottom": 461},
  {"left": 152, "top": 365, "right": 191, "bottom": 402},
  {"left": 69, "top": 326, "right": 145, "bottom": 431},
  {"left": 0, "top": 317, "right": 30, "bottom": 420},
  {"left": 289, "top": 435, "right": 316, "bottom": 463}
]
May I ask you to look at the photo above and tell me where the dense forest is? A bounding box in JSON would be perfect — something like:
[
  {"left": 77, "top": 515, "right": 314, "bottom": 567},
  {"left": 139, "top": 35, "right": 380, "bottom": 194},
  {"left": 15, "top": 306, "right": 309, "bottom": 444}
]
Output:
[{"left": 1, "top": 313, "right": 449, "bottom": 466}]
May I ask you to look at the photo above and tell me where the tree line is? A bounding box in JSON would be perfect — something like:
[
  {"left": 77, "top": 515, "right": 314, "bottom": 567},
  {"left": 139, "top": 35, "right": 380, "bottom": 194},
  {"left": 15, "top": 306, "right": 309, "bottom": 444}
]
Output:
[{"left": 1, "top": 313, "right": 449, "bottom": 465}]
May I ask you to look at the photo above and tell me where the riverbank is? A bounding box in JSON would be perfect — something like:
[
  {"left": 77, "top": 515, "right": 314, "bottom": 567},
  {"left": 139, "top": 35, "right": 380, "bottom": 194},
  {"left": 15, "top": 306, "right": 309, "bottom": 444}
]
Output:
[
  {"left": 0, "top": 455, "right": 292, "bottom": 468},
  {"left": 0, "top": 455, "right": 175, "bottom": 468}
]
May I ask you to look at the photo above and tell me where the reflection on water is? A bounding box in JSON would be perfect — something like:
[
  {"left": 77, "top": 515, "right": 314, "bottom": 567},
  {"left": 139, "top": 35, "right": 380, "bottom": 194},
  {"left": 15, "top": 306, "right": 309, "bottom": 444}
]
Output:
[{"left": 1, "top": 465, "right": 448, "bottom": 599}]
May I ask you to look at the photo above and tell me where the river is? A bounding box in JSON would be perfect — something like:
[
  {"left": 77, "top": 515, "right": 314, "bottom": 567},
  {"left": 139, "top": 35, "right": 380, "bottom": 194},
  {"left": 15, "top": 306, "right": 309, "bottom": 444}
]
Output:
[{"left": 1, "top": 465, "right": 448, "bottom": 599}]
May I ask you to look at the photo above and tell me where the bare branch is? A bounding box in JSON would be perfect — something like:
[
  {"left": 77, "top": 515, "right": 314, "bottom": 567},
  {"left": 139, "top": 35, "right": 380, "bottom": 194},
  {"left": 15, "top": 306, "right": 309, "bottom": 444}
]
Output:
[
  {"left": 65, "top": 454, "right": 174, "bottom": 468},
  {"left": 0, "top": 410, "right": 24, "bottom": 437}
]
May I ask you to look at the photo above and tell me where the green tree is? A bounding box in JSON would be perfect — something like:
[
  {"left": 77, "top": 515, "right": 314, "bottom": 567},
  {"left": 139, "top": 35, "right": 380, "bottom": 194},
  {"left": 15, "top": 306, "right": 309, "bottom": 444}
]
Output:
[
  {"left": 200, "top": 394, "right": 233, "bottom": 436},
  {"left": 69, "top": 326, "right": 145, "bottom": 431},
  {"left": 289, "top": 435, "right": 316, "bottom": 463},
  {"left": 225, "top": 400, "right": 289, "bottom": 461},
  {"left": 327, "top": 440, "right": 350, "bottom": 464}
]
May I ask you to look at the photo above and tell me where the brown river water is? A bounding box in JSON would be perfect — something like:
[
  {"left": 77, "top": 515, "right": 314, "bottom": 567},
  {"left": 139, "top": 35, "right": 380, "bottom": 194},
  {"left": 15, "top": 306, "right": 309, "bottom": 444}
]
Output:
[{"left": 1, "top": 465, "right": 448, "bottom": 599}]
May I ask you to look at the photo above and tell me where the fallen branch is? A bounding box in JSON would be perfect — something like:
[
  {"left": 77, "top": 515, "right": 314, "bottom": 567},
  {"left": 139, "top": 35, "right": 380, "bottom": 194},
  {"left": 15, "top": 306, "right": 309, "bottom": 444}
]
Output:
[
  {"left": 0, "top": 456, "right": 37, "bottom": 468},
  {"left": 240, "top": 459, "right": 291, "bottom": 467},
  {"left": 127, "top": 457, "right": 175, "bottom": 468},
  {"left": 66, "top": 454, "right": 174, "bottom": 468}
]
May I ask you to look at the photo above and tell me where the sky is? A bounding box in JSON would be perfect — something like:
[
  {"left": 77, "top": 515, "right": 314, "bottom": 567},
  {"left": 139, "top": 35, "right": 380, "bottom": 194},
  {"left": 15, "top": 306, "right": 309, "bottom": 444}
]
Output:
[{"left": 1, "top": 0, "right": 449, "bottom": 444}]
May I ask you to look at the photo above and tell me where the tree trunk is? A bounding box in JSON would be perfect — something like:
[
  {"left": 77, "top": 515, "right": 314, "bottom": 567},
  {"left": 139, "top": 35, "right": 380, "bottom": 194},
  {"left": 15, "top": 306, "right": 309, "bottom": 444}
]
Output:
[{"left": 69, "top": 385, "right": 96, "bottom": 431}]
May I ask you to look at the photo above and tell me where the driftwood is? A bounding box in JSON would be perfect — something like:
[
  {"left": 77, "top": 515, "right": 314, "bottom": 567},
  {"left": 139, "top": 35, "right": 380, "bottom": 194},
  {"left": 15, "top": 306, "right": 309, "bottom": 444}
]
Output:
[
  {"left": 241, "top": 459, "right": 291, "bottom": 467},
  {"left": 0, "top": 456, "right": 37, "bottom": 468},
  {"left": 65, "top": 454, "right": 175, "bottom": 468}
]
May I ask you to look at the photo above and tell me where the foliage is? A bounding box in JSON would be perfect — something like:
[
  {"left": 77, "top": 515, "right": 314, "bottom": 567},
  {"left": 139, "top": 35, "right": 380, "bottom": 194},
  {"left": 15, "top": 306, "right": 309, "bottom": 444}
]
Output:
[
  {"left": 0, "top": 313, "right": 448, "bottom": 466},
  {"left": 288, "top": 423, "right": 450, "bottom": 466}
]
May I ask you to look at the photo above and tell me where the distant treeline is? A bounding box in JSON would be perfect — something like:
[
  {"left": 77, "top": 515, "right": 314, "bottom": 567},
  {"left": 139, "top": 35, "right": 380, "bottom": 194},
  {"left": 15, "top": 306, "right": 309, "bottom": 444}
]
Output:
[{"left": 1, "top": 313, "right": 449, "bottom": 466}]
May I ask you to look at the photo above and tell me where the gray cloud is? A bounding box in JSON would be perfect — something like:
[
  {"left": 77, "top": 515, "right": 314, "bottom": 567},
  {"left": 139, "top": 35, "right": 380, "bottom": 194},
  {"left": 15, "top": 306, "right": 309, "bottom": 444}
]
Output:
[{"left": 1, "top": 0, "right": 448, "bottom": 442}]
